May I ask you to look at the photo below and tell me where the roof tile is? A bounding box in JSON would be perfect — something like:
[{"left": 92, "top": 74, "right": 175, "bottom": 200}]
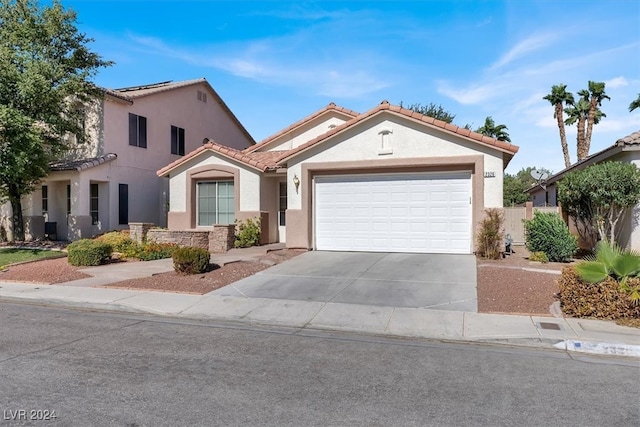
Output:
[
  {"left": 617, "top": 130, "right": 640, "bottom": 146},
  {"left": 245, "top": 102, "right": 359, "bottom": 153},
  {"left": 157, "top": 141, "right": 276, "bottom": 177},
  {"left": 50, "top": 154, "right": 117, "bottom": 172},
  {"left": 274, "top": 102, "right": 519, "bottom": 164}
]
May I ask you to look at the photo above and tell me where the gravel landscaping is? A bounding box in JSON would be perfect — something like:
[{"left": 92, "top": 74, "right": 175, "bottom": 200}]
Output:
[{"left": 0, "top": 242, "right": 566, "bottom": 316}]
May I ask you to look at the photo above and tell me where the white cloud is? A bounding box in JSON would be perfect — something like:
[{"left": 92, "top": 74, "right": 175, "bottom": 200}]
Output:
[
  {"left": 605, "top": 76, "right": 629, "bottom": 89},
  {"left": 128, "top": 32, "right": 390, "bottom": 99},
  {"left": 436, "top": 81, "right": 501, "bottom": 105},
  {"left": 489, "top": 32, "right": 558, "bottom": 71}
]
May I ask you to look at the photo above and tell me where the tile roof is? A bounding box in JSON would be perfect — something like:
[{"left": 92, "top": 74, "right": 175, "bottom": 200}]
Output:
[
  {"left": 245, "top": 102, "right": 360, "bottom": 153},
  {"left": 159, "top": 100, "right": 522, "bottom": 177},
  {"left": 275, "top": 100, "right": 519, "bottom": 164},
  {"left": 157, "top": 142, "right": 279, "bottom": 177},
  {"left": 526, "top": 129, "right": 640, "bottom": 192},
  {"left": 102, "top": 88, "right": 133, "bottom": 104},
  {"left": 50, "top": 154, "right": 117, "bottom": 171},
  {"left": 112, "top": 79, "right": 208, "bottom": 98},
  {"left": 616, "top": 130, "right": 640, "bottom": 146}
]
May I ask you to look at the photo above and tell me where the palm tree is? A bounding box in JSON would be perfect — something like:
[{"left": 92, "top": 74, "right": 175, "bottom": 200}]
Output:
[
  {"left": 564, "top": 98, "right": 590, "bottom": 161},
  {"left": 543, "top": 84, "right": 574, "bottom": 168},
  {"left": 476, "top": 116, "right": 511, "bottom": 142},
  {"left": 582, "top": 81, "right": 609, "bottom": 157},
  {"left": 629, "top": 93, "right": 640, "bottom": 112}
]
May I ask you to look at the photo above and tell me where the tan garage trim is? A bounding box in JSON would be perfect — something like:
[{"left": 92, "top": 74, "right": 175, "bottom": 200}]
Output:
[{"left": 285, "top": 155, "right": 484, "bottom": 251}]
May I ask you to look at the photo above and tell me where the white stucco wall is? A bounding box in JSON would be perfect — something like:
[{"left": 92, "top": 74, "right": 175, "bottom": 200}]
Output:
[
  {"left": 285, "top": 115, "right": 506, "bottom": 210},
  {"left": 616, "top": 151, "right": 640, "bottom": 251},
  {"left": 167, "top": 152, "right": 261, "bottom": 213},
  {"left": 265, "top": 113, "right": 352, "bottom": 152}
]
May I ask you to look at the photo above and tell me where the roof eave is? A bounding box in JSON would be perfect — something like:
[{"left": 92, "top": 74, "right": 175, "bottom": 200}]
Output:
[
  {"left": 525, "top": 144, "right": 625, "bottom": 193},
  {"left": 275, "top": 108, "right": 519, "bottom": 166},
  {"left": 157, "top": 147, "right": 266, "bottom": 177}
]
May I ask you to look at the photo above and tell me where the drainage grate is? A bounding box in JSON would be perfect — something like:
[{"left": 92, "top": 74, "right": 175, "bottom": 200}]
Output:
[{"left": 538, "top": 322, "right": 561, "bottom": 331}]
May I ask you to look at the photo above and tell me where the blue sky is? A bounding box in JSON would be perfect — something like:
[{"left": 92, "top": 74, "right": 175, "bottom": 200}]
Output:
[{"left": 63, "top": 0, "right": 640, "bottom": 174}]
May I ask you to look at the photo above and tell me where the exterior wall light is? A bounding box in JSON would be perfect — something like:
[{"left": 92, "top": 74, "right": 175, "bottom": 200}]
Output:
[{"left": 293, "top": 174, "right": 300, "bottom": 193}]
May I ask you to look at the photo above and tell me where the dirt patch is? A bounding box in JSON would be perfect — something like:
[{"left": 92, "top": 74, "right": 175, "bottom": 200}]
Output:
[
  {"left": 476, "top": 246, "right": 570, "bottom": 316},
  {"left": 0, "top": 256, "right": 91, "bottom": 284},
  {"left": 0, "top": 244, "right": 568, "bottom": 316},
  {"left": 102, "top": 249, "right": 307, "bottom": 294},
  {"left": 104, "top": 261, "right": 271, "bottom": 294}
]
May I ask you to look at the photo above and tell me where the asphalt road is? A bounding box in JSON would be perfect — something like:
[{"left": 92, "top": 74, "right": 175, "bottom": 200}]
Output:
[{"left": 0, "top": 301, "right": 638, "bottom": 427}]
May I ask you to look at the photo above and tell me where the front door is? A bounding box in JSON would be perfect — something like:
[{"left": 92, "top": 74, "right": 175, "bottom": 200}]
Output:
[{"left": 278, "top": 182, "right": 287, "bottom": 242}]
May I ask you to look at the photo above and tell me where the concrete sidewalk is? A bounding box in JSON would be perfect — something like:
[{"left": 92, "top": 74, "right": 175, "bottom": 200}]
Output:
[{"left": 1, "top": 245, "right": 639, "bottom": 358}]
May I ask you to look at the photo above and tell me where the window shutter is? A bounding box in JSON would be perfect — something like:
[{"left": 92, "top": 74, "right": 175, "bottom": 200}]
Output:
[
  {"left": 138, "top": 116, "right": 147, "bottom": 148},
  {"left": 128, "top": 113, "right": 137, "bottom": 146},
  {"left": 178, "top": 127, "right": 185, "bottom": 155},
  {"left": 171, "top": 125, "right": 178, "bottom": 154},
  {"left": 119, "top": 184, "right": 129, "bottom": 225}
]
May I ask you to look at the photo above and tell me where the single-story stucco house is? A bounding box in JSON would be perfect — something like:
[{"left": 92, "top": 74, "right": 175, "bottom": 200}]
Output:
[
  {"left": 527, "top": 130, "right": 640, "bottom": 250},
  {"left": 157, "top": 101, "right": 519, "bottom": 254}
]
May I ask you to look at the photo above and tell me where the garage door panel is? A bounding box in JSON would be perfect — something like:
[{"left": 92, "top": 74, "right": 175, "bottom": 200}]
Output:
[{"left": 315, "top": 173, "right": 471, "bottom": 254}]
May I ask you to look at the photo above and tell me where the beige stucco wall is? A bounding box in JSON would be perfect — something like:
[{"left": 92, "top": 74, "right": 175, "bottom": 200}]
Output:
[
  {"left": 102, "top": 84, "right": 253, "bottom": 175},
  {"left": 286, "top": 115, "right": 505, "bottom": 210},
  {"left": 265, "top": 113, "right": 352, "bottom": 152},
  {"left": 615, "top": 151, "right": 640, "bottom": 251},
  {"left": 15, "top": 81, "right": 254, "bottom": 240},
  {"left": 167, "top": 152, "right": 261, "bottom": 215}
]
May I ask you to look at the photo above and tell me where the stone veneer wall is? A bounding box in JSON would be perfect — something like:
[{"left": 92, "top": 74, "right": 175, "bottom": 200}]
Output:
[{"left": 129, "top": 223, "right": 235, "bottom": 253}]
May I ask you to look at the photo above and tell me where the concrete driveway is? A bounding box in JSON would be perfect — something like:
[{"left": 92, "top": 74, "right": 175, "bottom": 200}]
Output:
[{"left": 212, "top": 251, "right": 477, "bottom": 312}]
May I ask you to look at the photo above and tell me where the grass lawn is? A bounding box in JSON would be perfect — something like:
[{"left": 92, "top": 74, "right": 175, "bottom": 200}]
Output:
[{"left": 0, "top": 248, "right": 65, "bottom": 268}]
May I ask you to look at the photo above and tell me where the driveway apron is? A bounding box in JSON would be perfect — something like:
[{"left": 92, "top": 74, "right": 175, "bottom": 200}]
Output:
[{"left": 212, "top": 251, "right": 477, "bottom": 312}]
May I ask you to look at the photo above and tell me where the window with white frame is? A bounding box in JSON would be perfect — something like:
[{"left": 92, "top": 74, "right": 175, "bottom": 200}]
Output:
[{"left": 197, "top": 181, "right": 234, "bottom": 226}]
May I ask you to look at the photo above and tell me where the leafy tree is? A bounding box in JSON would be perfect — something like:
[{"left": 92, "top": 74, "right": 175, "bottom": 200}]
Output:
[
  {"left": 564, "top": 81, "right": 608, "bottom": 161},
  {"left": 629, "top": 93, "right": 640, "bottom": 112},
  {"left": 401, "top": 102, "right": 456, "bottom": 123},
  {"left": 543, "top": 84, "right": 574, "bottom": 168},
  {"left": 476, "top": 116, "right": 511, "bottom": 142},
  {"left": 503, "top": 167, "right": 551, "bottom": 206},
  {"left": 0, "top": 0, "right": 111, "bottom": 240},
  {"left": 557, "top": 161, "right": 640, "bottom": 248}
]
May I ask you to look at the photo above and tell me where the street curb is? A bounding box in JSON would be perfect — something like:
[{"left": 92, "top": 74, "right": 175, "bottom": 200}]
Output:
[
  {"left": 553, "top": 339, "right": 640, "bottom": 357},
  {"left": 3, "top": 295, "right": 638, "bottom": 360}
]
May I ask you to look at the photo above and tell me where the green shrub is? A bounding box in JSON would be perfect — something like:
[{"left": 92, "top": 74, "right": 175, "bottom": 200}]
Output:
[
  {"left": 137, "top": 242, "right": 179, "bottom": 261},
  {"left": 172, "top": 246, "right": 210, "bottom": 274},
  {"left": 235, "top": 217, "right": 261, "bottom": 248},
  {"left": 529, "top": 251, "right": 549, "bottom": 263},
  {"left": 558, "top": 266, "right": 640, "bottom": 320},
  {"left": 524, "top": 211, "right": 577, "bottom": 262},
  {"left": 67, "top": 239, "right": 113, "bottom": 266},
  {"left": 96, "top": 231, "right": 138, "bottom": 255},
  {"left": 476, "top": 208, "right": 504, "bottom": 260},
  {"left": 575, "top": 241, "right": 640, "bottom": 304}
]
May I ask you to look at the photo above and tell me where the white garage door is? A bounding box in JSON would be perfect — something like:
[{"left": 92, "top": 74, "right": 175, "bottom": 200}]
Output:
[{"left": 314, "top": 173, "right": 472, "bottom": 254}]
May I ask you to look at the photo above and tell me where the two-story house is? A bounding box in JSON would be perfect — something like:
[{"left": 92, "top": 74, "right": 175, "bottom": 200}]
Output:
[{"left": 5, "top": 78, "right": 254, "bottom": 241}]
